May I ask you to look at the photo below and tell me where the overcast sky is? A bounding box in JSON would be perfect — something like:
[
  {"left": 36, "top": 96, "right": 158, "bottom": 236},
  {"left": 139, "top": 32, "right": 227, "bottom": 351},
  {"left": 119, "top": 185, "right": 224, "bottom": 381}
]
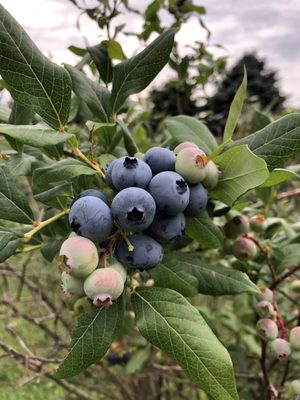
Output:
[{"left": 2, "top": 0, "right": 300, "bottom": 107}]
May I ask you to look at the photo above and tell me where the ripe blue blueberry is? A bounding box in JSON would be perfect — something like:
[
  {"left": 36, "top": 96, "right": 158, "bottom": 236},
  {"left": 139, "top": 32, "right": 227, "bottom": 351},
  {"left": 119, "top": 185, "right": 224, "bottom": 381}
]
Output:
[
  {"left": 148, "top": 212, "right": 185, "bottom": 244},
  {"left": 71, "top": 189, "right": 108, "bottom": 206},
  {"left": 148, "top": 171, "right": 190, "bottom": 215},
  {"left": 184, "top": 184, "right": 208, "bottom": 217},
  {"left": 111, "top": 188, "right": 156, "bottom": 231},
  {"left": 111, "top": 156, "right": 152, "bottom": 191},
  {"left": 143, "top": 147, "right": 176, "bottom": 175},
  {"left": 69, "top": 196, "right": 113, "bottom": 243},
  {"left": 116, "top": 234, "right": 163, "bottom": 270},
  {"left": 105, "top": 159, "right": 118, "bottom": 189}
]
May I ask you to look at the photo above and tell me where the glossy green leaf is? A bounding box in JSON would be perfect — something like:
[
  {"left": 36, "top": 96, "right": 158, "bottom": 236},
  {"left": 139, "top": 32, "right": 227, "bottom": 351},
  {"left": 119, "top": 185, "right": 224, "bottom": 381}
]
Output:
[
  {"left": 132, "top": 287, "right": 238, "bottom": 400},
  {"left": 0, "top": 5, "right": 71, "bottom": 130},
  {"left": 150, "top": 254, "right": 199, "bottom": 297},
  {"left": 227, "top": 113, "right": 300, "bottom": 170},
  {"left": 164, "top": 116, "right": 217, "bottom": 154},
  {"left": 0, "top": 231, "right": 19, "bottom": 262},
  {"left": 117, "top": 120, "right": 139, "bottom": 156},
  {"left": 210, "top": 145, "right": 269, "bottom": 206},
  {"left": 0, "top": 165, "right": 33, "bottom": 224},
  {"left": 6, "top": 153, "right": 37, "bottom": 176},
  {"left": 33, "top": 159, "right": 97, "bottom": 186},
  {"left": 86, "top": 121, "right": 116, "bottom": 151},
  {"left": 111, "top": 29, "right": 175, "bottom": 112},
  {"left": 34, "top": 182, "right": 73, "bottom": 209},
  {"left": 250, "top": 110, "right": 271, "bottom": 133},
  {"left": 259, "top": 168, "right": 300, "bottom": 188},
  {"left": 54, "top": 295, "right": 124, "bottom": 379},
  {"left": 0, "top": 124, "right": 75, "bottom": 149},
  {"left": 87, "top": 42, "right": 113, "bottom": 84},
  {"left": 185, "top": 212, "right": 223, "bottom": 249},
  {"left": 64, "top": 64, "right": 110, "bottom": 122},
  {"left": 41, "top": 239, "right": 64, "bottom": 262},
  {"left": 107, "top": 39, "right": 126, "bottom": 61},
  {"left": 223, "top": 68, "right": 247, "bottom": 142}
]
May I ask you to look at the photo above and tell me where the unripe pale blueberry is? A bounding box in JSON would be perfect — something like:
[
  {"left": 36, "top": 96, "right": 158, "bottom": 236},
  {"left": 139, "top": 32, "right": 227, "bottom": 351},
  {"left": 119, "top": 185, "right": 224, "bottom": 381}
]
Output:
[
  {"left": 173, "top": 141, "right": 199, "bottom": 155},
  {"left": 271, "top": 338, "right": 291, "bottom": 359},
  {"left": 224, "top": 215, "right": 250, "bottom": 239},
  {"left": 175, "top": 147, "right": 209, "bottom": 184},
  {"left": 73, "top": 297, "right": 93, "bottom": 315},
  {"left": 143, "top": 147, "right": 176, "bottom": 175},
  {"left": 69, "top": 196, "right": 113, "bottom": 243},
  {"left": 233, "top": 237, "right": 258, "bottom": 261},
  {"left": 250, "top": 215, "right": 266, "bottom": 233},
  {"left": 110, "top": 261, "right": 127, "bottom": 283},
  {"left": 84, "top": 268, "right": 124, "bottom": 305},
  {"left": 291, "top": 280, "right": 300, "bottom": 293},
  {"left": 289, "top": 380, "right": 300, "bottom": 395},
  {"left": 256, "top": 319, "right": 278, "bottom": 341},
  {"left": 202, "top": 160, "right": 221, "bottom": 190},
  {"left": 59, "top": 236, "right": 99, "bottom": 278},
  {"left": 184, "top": 184, "right": 208, "bottom": 217},
  {"left": 257, "top": 287, "right": 274, "bottom": 303},
  {"left": 61, "top": 271, "right": 85, "bottom": 296},
  {"left": 257, "top": 301, "right": 275, "bottom": 318},
  {"left": 289, "top": 327, "right": 300, "bottom": 350},
  {"left": 111, "top": 156, "right": 152, "bottom": 191}
]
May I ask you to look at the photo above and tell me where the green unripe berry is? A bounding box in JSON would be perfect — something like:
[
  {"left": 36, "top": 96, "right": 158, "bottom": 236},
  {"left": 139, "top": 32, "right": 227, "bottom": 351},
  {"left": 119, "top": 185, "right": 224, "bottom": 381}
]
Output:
[
  {"left": 84, "top": 267, "right": 124, "bottom": 306},
  {"left": 256, "top": 319, "right": 278, "bottom": 341},
  {"left": 257, "top": 287, "right": 274, "bottom": 303},
  {"left": 175, "top": 147, "right": 209, "bottom": 184},
  {"left": 202, "top": 160, "right": 221, "bottom": 190},
  {"left": 289, "top": 380, "right": 300, "bottom": 395},
  {"left": 257, "top": 300, "right": 275, "bottom": 318},
  {"left": 61, "top": 271, "right": 85, "bottom": 296},
  {"left": 290, "top": 326, "right": 300, "bottom": 350},
  {"left": 73, "top": 297, "right": 93, "bottom": 315},
  {"left": 173, "top": 141, "right": 199, "bottom": 155},
  {"left": 59, "top": 236, "right": 99, "bottom": 279},
  {"left": 223, "top": 238, "right": 234, "bottom": 254},
  {"left": 291, "top": 280, "right": 300, "bottom": 293},
  {"left": 270, "top": 338, "right": 291, "bottom": 359},
  {"left": 224, "top": 215, "right": 250, "bottom": 239},
  {"left": 233, "top": 237, "right": 258, "bottom": 261},
  {"left": 250, "top": 215, "right": 266, "bottom": 233},
  {"left": 110, "top": 261, "right": 127, "bottom": 283}
]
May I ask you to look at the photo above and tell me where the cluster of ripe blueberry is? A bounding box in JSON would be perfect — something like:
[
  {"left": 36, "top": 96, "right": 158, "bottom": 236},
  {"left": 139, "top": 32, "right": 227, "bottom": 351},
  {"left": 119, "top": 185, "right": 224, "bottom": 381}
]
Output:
[
  {"left": 256, "top": 287, "right": 300, "bottom": 363},
  {"left": 58, "top": 141, "right": 220, "bottom": 307}
]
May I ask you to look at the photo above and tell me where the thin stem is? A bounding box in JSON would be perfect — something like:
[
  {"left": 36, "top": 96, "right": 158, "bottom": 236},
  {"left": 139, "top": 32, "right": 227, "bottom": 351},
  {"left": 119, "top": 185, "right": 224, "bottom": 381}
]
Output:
[
  {"left": 72, "top": 147, "right": 106, "bottom": 179},
  {"left": 23, "top": 210, "right": 69, "bottom": 240},
  {"left": 270, "top": 264, "right": 300, "bottom": 290}
]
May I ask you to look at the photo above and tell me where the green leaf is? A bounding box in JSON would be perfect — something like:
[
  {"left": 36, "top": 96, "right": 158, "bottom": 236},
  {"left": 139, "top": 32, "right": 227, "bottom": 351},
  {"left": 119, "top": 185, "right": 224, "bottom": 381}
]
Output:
[
  {"left": 125, "top": 347, "right": 151, "bottom": 374},
  {"left": 33, "top": 159, "right": 97, "bottom": 186},
  {"left": 0, "top": 164, "right": 34, "bottom": 224},
  {"left": 164, "top": 116, "right": 217, "bottom": 154},
  {"left": 132, "top": 287, "right": 238, "bottom": 400},
  {"left": 0, "top": 5, "right": 71, "bottom": 130},
  {"left": 54, "top": 295, "right": 124, "bottom": 379},
  {"left": 210, "top": 145, "right": 269, "bottom": 206},
  {"left": 64, "top": 64, "right": 110, "bottom": 122},
  {"left": 0, "top": 231, "right": 19, "bottom": 262},
  {"left": 117, "top": 120, "right": 139, "bottom": 156},
  {"left": 185, "top": 212, "right": 223, "bottom": 249},
  {"left": 87, "top": 42, "right": 113, "bottom": 84},
  {"left": 223, "top": 68, "right": 247, "bottom": 142},
  {"left": 227, "top": 113, "right": 300, "bottom": 170},
  {"left": 250, "top": 110, "right": 271, "bottom": 133},
  {"left": 150, "top": 254, "right": 199, "bottom": 297},
  {"left": 86, "top": 121, "right": 116, "bottom": 151},
  {"left": 41, "top": 239, "right": 64, "bottom": 262},
  {"left": 259, "top": 168, "right": 300, "bottom": 188},
  {"left": 107, "top": 39, "right": 126, "bottom": 61},
  {"left": 9, "top": 102, "right": 35, "bottom": 125},
  {"left": 34, "top": 182, "right": 73, "bottom": 209},
  {"left": 111, "top": 29, "right": 175, "bottom": 113},
  {"left": 6, "top": 153, "right": 36, "bottom": 176},
  {"left": 177, "top": 254, "right": 259, "bottom": 295},
  {"left": 0, "top": 124, "right": 75, "bottom": 149}
]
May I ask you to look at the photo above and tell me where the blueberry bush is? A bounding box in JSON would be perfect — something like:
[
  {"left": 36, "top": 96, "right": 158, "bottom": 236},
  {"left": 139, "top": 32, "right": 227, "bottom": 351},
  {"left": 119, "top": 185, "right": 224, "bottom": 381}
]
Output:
[{"left": 0, "top": 2, "right": 300, "bottom": 400}]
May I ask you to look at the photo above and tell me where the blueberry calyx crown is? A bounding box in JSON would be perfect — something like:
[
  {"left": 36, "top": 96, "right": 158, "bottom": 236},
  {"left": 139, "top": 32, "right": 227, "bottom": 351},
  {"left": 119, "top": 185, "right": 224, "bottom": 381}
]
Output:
[{"left": 123, "top": 157, "right": 138, "bottom": 169}]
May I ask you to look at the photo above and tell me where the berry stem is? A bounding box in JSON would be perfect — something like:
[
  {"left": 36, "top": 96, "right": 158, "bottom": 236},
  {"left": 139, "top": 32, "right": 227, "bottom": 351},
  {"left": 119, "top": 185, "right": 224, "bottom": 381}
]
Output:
[
  {"left": 101, "top": 229, "right": 122, "bottom": 261},
  {"left": 23, "top": 209, "right": 69, "bottom": 240},
  {"left": 72, "top": 146, "right": 106, "bottom": 179}
]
